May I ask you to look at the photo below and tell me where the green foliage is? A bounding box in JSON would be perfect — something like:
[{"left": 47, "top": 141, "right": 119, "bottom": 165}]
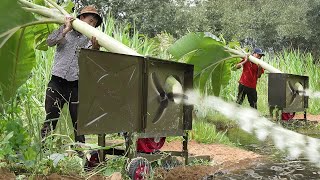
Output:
[
  {"left": 188, "top": 158, "right": 210, "bottom": 166},
  {"left": 190, "top": 119, "right": 232, "bottom": 145},
  {"left": 168, "top": 32, "right": 238, "bottom": 95},
  {"left": 102, "top": 157, "right": 126, "bottom": 176},
  {"left": 0, "top": 131, "right": 14, "bottom": 160},
  {"left": 0, "top": 0, "right": 36, "bottom": 47},
  {"left": 33, "top": 24, "right": 57, "bottom": 51},
  {"left": 56, "top": 155, "right": 84, "bottom": 175},
  {"left": 0, "top": 27, "right": 36, "bottom": 101},
  {"left": 33, "top": 0, "right": 46, "bottom": 6},
  {"left": 0, "top": 117, "right": 36, "bottom": 162},
  {"left": 102, "top": 14, "right": 158, "bottom": 56},
  {"left": 78, "top": 0, "right": 320, "bottom": 57}
]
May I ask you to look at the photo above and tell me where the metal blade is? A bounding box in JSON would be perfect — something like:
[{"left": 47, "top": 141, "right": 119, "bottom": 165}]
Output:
[
  {"left": 152, "top": 99, "right": 168, "bottom": 124},
  {"left": 287, "top": 81, "right": 297, "bottom": 105},
  {"left": 151, "top": 72, "right": 166, "bottom": 95},
  {"left": 289, "top": 93, "right": 297, "bottom": 105},
  {"left": 288, "top": 81, "right": 295, "bottom": 94}
]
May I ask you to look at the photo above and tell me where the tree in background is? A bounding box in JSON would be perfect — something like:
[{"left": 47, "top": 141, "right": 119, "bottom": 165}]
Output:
[{"left": 70, "top": 0, "right": 320, "bottom": 58}]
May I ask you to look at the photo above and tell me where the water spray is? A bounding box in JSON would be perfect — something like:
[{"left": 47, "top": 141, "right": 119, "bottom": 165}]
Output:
[{"left": 182, "top": 90, "right": 320, "bottom": 167}]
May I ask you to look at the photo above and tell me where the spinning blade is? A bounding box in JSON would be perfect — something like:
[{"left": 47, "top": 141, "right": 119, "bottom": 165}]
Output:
[
  {"left": 151, "top": 73, "right": 169, "bottom": 124},
  {"left": 150, "top": 73, "right": 186, "bottom": 124},
  {"left": 287, "top": 81, "right": 304, "bottom": 105}
]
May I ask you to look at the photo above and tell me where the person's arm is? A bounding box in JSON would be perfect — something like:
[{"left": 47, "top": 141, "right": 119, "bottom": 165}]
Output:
[
  {"left": 47, "top": 16, "right": 74, "bottom": 47},
  {"left": 257, "top": 65, "right": 264, "bottom": 78},
  {"left": 233, "top": 56, "right": 248, "bottom": 70},
  {"left": 90, "top": 37, "right": 100, "bottom": 50},
  {"left": 85, "top": 36, "right": 100, "bottom": 50}
]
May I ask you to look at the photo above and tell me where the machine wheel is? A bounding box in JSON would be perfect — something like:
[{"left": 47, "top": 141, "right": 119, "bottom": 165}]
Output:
[{"left": 127, "top": 157, "right": 151, "bottom": 180}]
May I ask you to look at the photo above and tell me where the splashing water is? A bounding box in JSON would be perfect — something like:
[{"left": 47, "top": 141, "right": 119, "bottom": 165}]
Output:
[
  {"left": 184, "top": 90, "right": 320, "bottom": 167},
  {"left": 304, "top": 89, "right": 320, "bottom": 99}
]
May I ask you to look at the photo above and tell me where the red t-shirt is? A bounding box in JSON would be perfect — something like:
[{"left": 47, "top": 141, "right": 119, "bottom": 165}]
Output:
[{"left": 239, "top": 59, "right": 264, "bottom": 89}]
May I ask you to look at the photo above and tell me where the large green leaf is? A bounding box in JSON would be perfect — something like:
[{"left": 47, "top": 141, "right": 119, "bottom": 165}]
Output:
[
  {"left": 0, "top": 27, "right": 36, "bottom": 101},
  {"left": 0, "top": 0, "right": 36, "bottom": 48},
  {"left": 33, "top": 24, "right": 57, "bottom": 51},
  {"left": 168, "top": 32, "right": 236, "bottom": 96},
  {"left": 168, "top": 32, "right": 221, "bottom": 60}
]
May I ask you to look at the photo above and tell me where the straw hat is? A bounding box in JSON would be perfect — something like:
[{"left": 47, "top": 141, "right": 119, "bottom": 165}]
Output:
[{"left": 77, "top": 5, "right": 102, "bottom": 27}]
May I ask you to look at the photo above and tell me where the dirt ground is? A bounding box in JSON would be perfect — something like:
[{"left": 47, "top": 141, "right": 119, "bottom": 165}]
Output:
[
  {"left": 155, "top": 140, "right": 263, "bottom": 180},
  {"left": 294, "top": 114, "right": 320, "bottom": 122},
  {"left": 0, "top": 140, "right": 263, "bottom": 180}
]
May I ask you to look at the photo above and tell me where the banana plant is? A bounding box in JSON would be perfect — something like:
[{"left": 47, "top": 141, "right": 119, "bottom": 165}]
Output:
[
  {"left": 168, "top": 32, "right": 240, "bottom": 96},
  {"left": 168, "top": 32, "right": 282, "bottom": 96},
  {"left": 0, "top": 0, "right": 140, "bottom": 101}
]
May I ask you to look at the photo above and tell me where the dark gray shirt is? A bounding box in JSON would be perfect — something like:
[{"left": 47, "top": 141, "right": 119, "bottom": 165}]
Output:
[{"left": 47, "top": 25, "right": 91, "bottom": 81}]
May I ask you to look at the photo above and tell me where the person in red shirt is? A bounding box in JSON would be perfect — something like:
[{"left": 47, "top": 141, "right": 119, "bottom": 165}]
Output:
[{"left": 234, "top": 48, "right": 265, "bottom": 109}]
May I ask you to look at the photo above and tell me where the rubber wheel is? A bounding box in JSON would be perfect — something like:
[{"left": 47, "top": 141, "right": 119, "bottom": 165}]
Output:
[{"left": 127, "top": 157, "right": 151, "bottom": 180}]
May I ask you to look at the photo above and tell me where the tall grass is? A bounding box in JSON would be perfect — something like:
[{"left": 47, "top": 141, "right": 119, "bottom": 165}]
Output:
[
  {"left": 220, "top": 50, "right": 320, "bottom": 115},
  {"left": 102, "top": 14, "right": 158, "bottom": 56},
  {"left": 190, "top": 119, "right": 232, "bottom": 145}
]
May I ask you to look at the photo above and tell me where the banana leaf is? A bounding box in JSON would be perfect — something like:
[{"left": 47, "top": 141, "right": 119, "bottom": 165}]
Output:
[
  {"left": 0, "top": 27, "right": 36, "bottom": 101},
  {"left": 0, "top": 0, "right": 36, "bottom": 48},
  {"left": 168, "top": 32, "right": 238, "bottom": 96}
]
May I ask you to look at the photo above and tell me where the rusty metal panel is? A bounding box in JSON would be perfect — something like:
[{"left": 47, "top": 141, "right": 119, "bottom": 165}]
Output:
[
  {"left": 77, "top": 49, "right": 142, "bottom": 135},
  {"left": 268, "top": 73, "right": 308, "bottom": 112}
]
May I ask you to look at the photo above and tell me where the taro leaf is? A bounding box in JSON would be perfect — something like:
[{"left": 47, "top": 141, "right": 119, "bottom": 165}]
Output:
[
  {"left": 168, "top": 32, "right": 235, "bottom": 96},
  {"left": 0, "top": 27, "right": 36, "bottom": 101},
  {"left": 0, "top": 0, "right": 36, "bottom": 48}
]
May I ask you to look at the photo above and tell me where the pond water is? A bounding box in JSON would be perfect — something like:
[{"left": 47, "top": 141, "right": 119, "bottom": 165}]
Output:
[{"left": 207, "top": 126, "right": 320, "bottom": 179}]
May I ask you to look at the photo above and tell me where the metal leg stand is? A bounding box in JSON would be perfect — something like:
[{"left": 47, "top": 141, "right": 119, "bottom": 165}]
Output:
[
  {"left": 126, "top": 133, "right": 136, "bottom": 159},
  {"left": 183, "top": 132, "right": 189, "bottom": 165},
  {"left": 98, "top": 134, "right": 106, "bottom": 162}
]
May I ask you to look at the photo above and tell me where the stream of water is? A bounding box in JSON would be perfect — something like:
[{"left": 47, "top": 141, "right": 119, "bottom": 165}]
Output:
[{"left": 183, "top": 90, "right": 320, "bottom": 179}]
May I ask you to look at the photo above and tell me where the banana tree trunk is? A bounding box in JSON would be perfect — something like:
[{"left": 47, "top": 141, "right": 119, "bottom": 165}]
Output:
[
  {"left": 226, "top": 47, "right": 282, "bottom": 73},
  {"left": 72, "top": 19, "right": 141, "bottom": 56}
]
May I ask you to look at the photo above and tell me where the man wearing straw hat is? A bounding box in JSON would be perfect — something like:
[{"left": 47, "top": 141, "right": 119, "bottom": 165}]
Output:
[
  {"left": 234, "top": 48, "right": 265, "bottom": 109},
  {"left": 41, "top": 5, "right": 103, "bottom": 143}
]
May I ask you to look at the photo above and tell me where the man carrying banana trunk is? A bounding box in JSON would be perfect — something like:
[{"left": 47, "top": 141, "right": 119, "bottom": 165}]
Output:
[
  {"left": 234, "top": 48, "right": 265, "bottom": 109},
  {"left": 41, "top": 5, "right": 102, "bottom": 143}
]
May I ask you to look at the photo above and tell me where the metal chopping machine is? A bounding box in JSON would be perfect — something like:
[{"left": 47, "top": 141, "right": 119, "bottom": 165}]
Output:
[
  {"left": 76, "top": 49, "right": 194, "bottom": 177},
  {"left": 268, "top": 73, "right": 309, "bottom": 121}
]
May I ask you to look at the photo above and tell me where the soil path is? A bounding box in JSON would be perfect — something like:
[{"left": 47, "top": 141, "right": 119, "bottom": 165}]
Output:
[
  {"left": 155, "top": 140, "right": 263, "bottom": 180},
  {"left": 294, "top": 114, "right": 320, "bottom": 122}
]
